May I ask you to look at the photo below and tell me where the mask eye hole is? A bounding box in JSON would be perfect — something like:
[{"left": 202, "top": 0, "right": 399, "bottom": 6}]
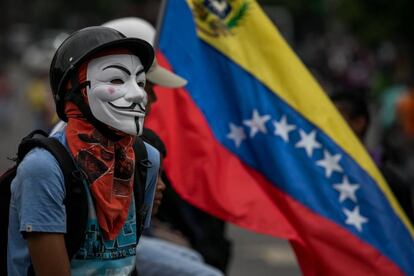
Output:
[
  {"left": 137, "top": 81, "right": 145, "bottom": 88},
  {"left": 110, "top": 78, "right": 124, "bottom": 84}
]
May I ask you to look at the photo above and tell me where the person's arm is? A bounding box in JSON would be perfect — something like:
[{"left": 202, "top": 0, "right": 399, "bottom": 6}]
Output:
[
  {"left": 12, "top": 149, "right": 69, "bottom": 274},
  {"left": 27, "top": 232, "right": 70, "bottom": 276},
  {"left": 142, "top": 144, "right": 161, "bottom": 227}
]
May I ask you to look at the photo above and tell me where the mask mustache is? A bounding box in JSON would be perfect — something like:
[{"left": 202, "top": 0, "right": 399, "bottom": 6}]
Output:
[{"left": 108, "top": 102, "right": 146, "bottom": 113}]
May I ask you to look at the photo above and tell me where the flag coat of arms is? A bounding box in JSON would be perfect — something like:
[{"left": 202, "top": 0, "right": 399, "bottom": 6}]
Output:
[{"left": 146, "top": 0, "right": 414, "bottom": 274}]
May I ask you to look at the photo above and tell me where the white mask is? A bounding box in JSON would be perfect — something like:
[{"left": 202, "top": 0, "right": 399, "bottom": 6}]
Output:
[{"left": 86, "top": 54, "right": 147, "bottom": 136}]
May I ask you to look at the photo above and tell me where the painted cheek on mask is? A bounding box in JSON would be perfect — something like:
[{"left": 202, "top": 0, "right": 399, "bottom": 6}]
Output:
[{"left": 90, "top": 83, "right": 126, "bottom": 102}]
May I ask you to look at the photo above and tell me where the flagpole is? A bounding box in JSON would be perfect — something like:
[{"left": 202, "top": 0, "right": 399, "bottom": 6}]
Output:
[{"left": 153, "top": 0, "right": 168, "bottom": 50}]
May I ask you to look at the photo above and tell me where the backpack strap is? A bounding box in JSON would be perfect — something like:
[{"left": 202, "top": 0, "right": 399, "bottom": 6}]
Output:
[
  {"left": 133, "top": 137, "right": 151, "bottom": 241},
  {"left": 17, "top": 135, "right": 88, "bottom": 272},
  {"left": 18, "top": 137, "right": 77, "bottom": 186},
  {"left": 0, "top": 166, "right": 19, "bottom": 276}
]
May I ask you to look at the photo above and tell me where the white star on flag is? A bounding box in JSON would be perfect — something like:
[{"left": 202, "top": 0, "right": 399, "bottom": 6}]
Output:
[
  {"left": 316, "top": 150, "right": 343, "bottom": 178},
  {"left": 243, "top": 109, "right": 271, "bottom": 138},
  {"left": 295, "top": 129, "right": 321, "bottom": 157},
  {"left": 272, "top": 115, "right": 296, "bottom": 142},
  {"left": 226, "top": 123, "right": 246, "bottom": 148},
  {"left": 343, "top": 206, "right": 369, "bottom": 232},
  {"left": 333, "top": 176, "right": 360, "bottom": 203}
]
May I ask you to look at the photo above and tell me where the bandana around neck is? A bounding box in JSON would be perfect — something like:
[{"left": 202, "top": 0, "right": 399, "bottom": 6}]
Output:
[{"left": 64, "top": 54, "right": 136, "bottom": 240}]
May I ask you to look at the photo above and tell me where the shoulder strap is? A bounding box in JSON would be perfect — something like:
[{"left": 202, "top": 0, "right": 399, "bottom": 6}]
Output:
[
  {"left": 18, "top": 137, "right": 76, "bottom": 186},
  {"left": 0, "top": 167, "right": 18, "bottom": 276},
  {"left": 133, "top": 137, "right": 151, "bottom": 240},
  {"left": 18, "top": 135, "right": 88, "bottom": 264}
]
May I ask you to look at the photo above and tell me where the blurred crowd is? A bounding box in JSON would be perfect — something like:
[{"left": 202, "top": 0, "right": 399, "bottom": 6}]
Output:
[
  {"left": 299, "top": 21, "right": 414, "bottom": 220},
  {"left": 294, "top": 17, "right": 414, "bottom": 217}
]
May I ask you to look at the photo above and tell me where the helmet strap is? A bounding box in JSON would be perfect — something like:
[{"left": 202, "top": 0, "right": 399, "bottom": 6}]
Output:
[{"left": 66, "top": 73, "right": 123, "bottom": 141}]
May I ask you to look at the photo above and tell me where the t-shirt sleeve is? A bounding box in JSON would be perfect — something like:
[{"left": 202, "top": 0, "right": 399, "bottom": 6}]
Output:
[
  {"left": 142, "top": 142, "right": 160, "bottom": 228},
  {"left": 11, "top": 148, "right": 66, "bottom": 234}
]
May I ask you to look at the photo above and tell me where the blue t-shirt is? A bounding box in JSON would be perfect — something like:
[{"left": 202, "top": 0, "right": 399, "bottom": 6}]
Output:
[{"left": 7, "top": 130, "right": 159, "bottom": 276}]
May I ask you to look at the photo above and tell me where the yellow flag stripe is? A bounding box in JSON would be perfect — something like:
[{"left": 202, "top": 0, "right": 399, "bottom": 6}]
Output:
[{"left": 187, "top": 0, "right": 413, "bottom": 235}]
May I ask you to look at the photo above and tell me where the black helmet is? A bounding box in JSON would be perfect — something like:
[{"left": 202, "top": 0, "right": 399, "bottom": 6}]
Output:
[{"left": 49, "top": 26, "right": 154, "bottom": 121}]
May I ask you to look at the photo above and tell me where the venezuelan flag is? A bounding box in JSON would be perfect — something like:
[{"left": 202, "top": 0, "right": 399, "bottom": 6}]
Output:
[{"left": 146, "top": 0, "right": 414, "bottom": 274}]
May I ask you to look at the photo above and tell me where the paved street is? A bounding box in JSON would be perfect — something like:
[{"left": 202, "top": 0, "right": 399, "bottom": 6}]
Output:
[{"left": 228, "top": 224, "right": 300, "bottom": 276}]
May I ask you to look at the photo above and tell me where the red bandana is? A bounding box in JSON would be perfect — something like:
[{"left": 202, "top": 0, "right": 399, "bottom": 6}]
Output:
[{"left": 64, "top": 56, "right": 136, "bottom": 240}]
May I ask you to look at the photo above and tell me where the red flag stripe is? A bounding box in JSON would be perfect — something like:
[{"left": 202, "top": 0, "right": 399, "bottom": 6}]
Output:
[{"left": 146, "top": 63, "right": 402, "bottom": 275}]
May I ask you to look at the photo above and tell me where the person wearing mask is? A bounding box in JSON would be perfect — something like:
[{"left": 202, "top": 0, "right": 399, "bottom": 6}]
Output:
[{"left": 7, "top": 26, "right": 159, "bottom": 275}]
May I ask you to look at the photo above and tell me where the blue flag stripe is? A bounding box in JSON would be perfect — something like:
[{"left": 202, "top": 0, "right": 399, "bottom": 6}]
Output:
[{"left": 160, "top": 2, "right": 414, "bottom": 274}]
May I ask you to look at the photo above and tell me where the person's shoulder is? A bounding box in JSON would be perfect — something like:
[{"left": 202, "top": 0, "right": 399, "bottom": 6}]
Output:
[
  {"left": 143, "top": 141, "right": 160, "bottom": 169},
  {"left": 15, "top": 136, "right": 66, "bottom": 187},
  {"left": 49, "top": 121, "right": 67, "bottom": 137},
  {"left": 49, "top": 127, "right": 67, "bottom": 145},
  {"left": 12, "top": 145, "right": 65, "bottom": 200},
  {"left": 18, "top": 147, "right": 61, "bottom": 175}
]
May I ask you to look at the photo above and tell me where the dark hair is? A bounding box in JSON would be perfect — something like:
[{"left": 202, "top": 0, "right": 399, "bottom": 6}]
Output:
[
  {"left": 140, "top": 128, "right": 167, "bottom": 158},
  {"left": 406, "top": 75, "right": 414, "bottom": 88},
  {"left": 331, "top": 90, "right": 370, "bottom": 121},
  {"left": 330, "top": 89, "right": 371, "bottom": 138}
]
